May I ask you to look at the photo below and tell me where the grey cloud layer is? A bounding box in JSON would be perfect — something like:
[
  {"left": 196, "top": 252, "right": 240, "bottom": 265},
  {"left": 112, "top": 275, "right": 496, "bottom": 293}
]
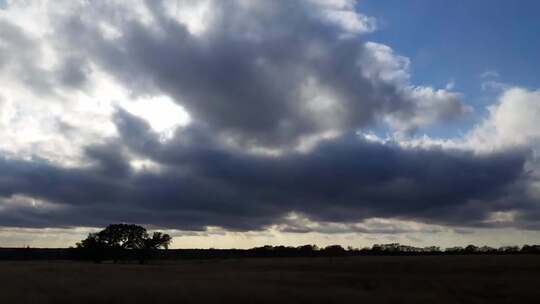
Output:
[{"left": 0, "top": 109, "right": 532, "bottom": 230}]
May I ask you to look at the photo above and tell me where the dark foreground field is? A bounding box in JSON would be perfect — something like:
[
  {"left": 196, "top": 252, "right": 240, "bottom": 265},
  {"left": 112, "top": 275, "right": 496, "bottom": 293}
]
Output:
[{"left": 1, "top": 255, "right": 540, "bottom": 303}]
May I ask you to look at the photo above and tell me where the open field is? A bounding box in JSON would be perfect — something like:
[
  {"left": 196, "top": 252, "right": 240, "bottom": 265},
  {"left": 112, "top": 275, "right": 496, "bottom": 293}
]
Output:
[{"left": 1, "top": 255, "right": 540, "bottom": 303}]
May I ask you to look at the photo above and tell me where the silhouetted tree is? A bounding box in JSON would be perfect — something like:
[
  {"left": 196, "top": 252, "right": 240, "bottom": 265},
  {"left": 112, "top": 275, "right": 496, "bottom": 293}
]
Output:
[
  {"left": 138, "top": 232, "right": 172, "bottom": 264},
  {"left": 498, "top": 246, "right": 519, "bottom": 253},
  {"left": 145, "top": 232, "right": 172, "bottom": 250},
  {"left": 322, "top": 245, "right": 346, "bottom": 257},
  {"left": 76, "top": 232, "right": 107, "bottom": 262},
  {"left": 76, "top": 224, "right": 172, "bottom": 263},
  {"left": 521, "top": 244, "right": 540, "bottom": 254},
  {"left": 465, "top": 245, "right": 479, "bottom": 254},
  {"left": 445, "top": 246, "right": 464, "bottom": 254}
]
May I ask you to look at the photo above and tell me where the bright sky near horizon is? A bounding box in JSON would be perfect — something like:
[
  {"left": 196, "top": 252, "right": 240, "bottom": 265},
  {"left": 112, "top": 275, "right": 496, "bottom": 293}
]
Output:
[{"left": 1, "top": 0, "right": 540, "bottom": 249}]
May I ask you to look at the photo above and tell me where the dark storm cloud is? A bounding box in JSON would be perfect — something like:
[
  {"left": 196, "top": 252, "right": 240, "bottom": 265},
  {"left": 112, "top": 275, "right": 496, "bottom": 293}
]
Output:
[
  {"left": 52, "top": 0, "right": 467, "bottom": 146},
  {"left": 84, "top": 142, "right": 132, "bottom": 178},
  {"left": 0, "top": 109, "right": 530, "bottom": 230},
  {"left": 114, "top": 110, "right": 530, "bottom": 224}
]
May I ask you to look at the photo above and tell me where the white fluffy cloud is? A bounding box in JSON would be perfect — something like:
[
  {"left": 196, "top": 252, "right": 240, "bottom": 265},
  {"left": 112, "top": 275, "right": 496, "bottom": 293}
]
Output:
[
  {"left": 360, "top": 42, "right": 472, "bottom": 135},
  {"left": 386, "top": 87, "right": 540, "bottom": 155},
  {"left": 467, "top": 88, "right": 540, "bottom": 152}
]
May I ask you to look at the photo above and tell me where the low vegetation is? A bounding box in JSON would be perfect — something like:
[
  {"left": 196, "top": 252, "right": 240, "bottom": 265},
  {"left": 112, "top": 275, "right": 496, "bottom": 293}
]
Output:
[{"left": 1, "top": 255, "right": 540, "bottom": 303}]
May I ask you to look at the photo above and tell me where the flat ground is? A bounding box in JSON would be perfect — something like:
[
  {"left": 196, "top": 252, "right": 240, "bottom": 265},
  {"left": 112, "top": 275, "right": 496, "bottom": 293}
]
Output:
[{"left": 1, "top": 255, "right": 540, "bottom": 303}]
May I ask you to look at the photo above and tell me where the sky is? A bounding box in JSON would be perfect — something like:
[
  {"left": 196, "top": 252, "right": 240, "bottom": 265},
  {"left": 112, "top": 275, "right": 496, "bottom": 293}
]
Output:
[{"left": 1, "top": 0, "right": 540, "bottom": 249}]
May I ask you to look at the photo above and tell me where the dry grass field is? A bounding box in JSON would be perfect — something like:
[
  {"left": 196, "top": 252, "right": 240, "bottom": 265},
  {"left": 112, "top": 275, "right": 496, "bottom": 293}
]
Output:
[{"left": 1, "top": 255, "right": 540, "bottom": 303}]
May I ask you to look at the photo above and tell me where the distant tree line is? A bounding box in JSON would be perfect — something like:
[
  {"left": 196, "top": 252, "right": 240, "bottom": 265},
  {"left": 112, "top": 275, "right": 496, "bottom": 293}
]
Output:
[
  {"left": 1, "top": 224, "right": 540, "bottom": 262},
  {"left": 241, "top": 243, "right": 540, "bottom": 257},
  {"left": 1, "top": 242, "right": 540, "bottom": 261}
]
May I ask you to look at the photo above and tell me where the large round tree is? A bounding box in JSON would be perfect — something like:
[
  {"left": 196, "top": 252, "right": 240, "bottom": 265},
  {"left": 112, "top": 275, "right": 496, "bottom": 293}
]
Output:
[{"left": 76, "top": 224, "right": 172, "bottom": 263}]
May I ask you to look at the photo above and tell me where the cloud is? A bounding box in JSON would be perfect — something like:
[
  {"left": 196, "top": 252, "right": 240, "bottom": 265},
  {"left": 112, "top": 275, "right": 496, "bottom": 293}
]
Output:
[
  {"left": 467, "top": 88, "right": 540, "bottom": 151},
  {"left": 479, "top": 70, "right": 510, "bottom": 92},
  {"left": 46, "top": 0, "right": 468, "bottom": 147},
  {"left": 480, "top": 70, "right": 500, "bottom": 79},
  {"left": 0, "top": 0, "right": 538, "bottom": 238},
  {"left": 0, "top": 0, "right": 470, "bottom": 162},
  {"left": 0, "top": 109, "right": 530, "bottom": 231},
  {"left": 0, "top": 19, "right": 54, "bottom": 96},
  {"left": 384, "top": 87, "right": 540, "bottom": 154},
  {"left": 276, "top": 214, "right": 446, "bottom": 234},
  {"left": 362, "top": 86, "right": 540, "bottom": 230}
]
